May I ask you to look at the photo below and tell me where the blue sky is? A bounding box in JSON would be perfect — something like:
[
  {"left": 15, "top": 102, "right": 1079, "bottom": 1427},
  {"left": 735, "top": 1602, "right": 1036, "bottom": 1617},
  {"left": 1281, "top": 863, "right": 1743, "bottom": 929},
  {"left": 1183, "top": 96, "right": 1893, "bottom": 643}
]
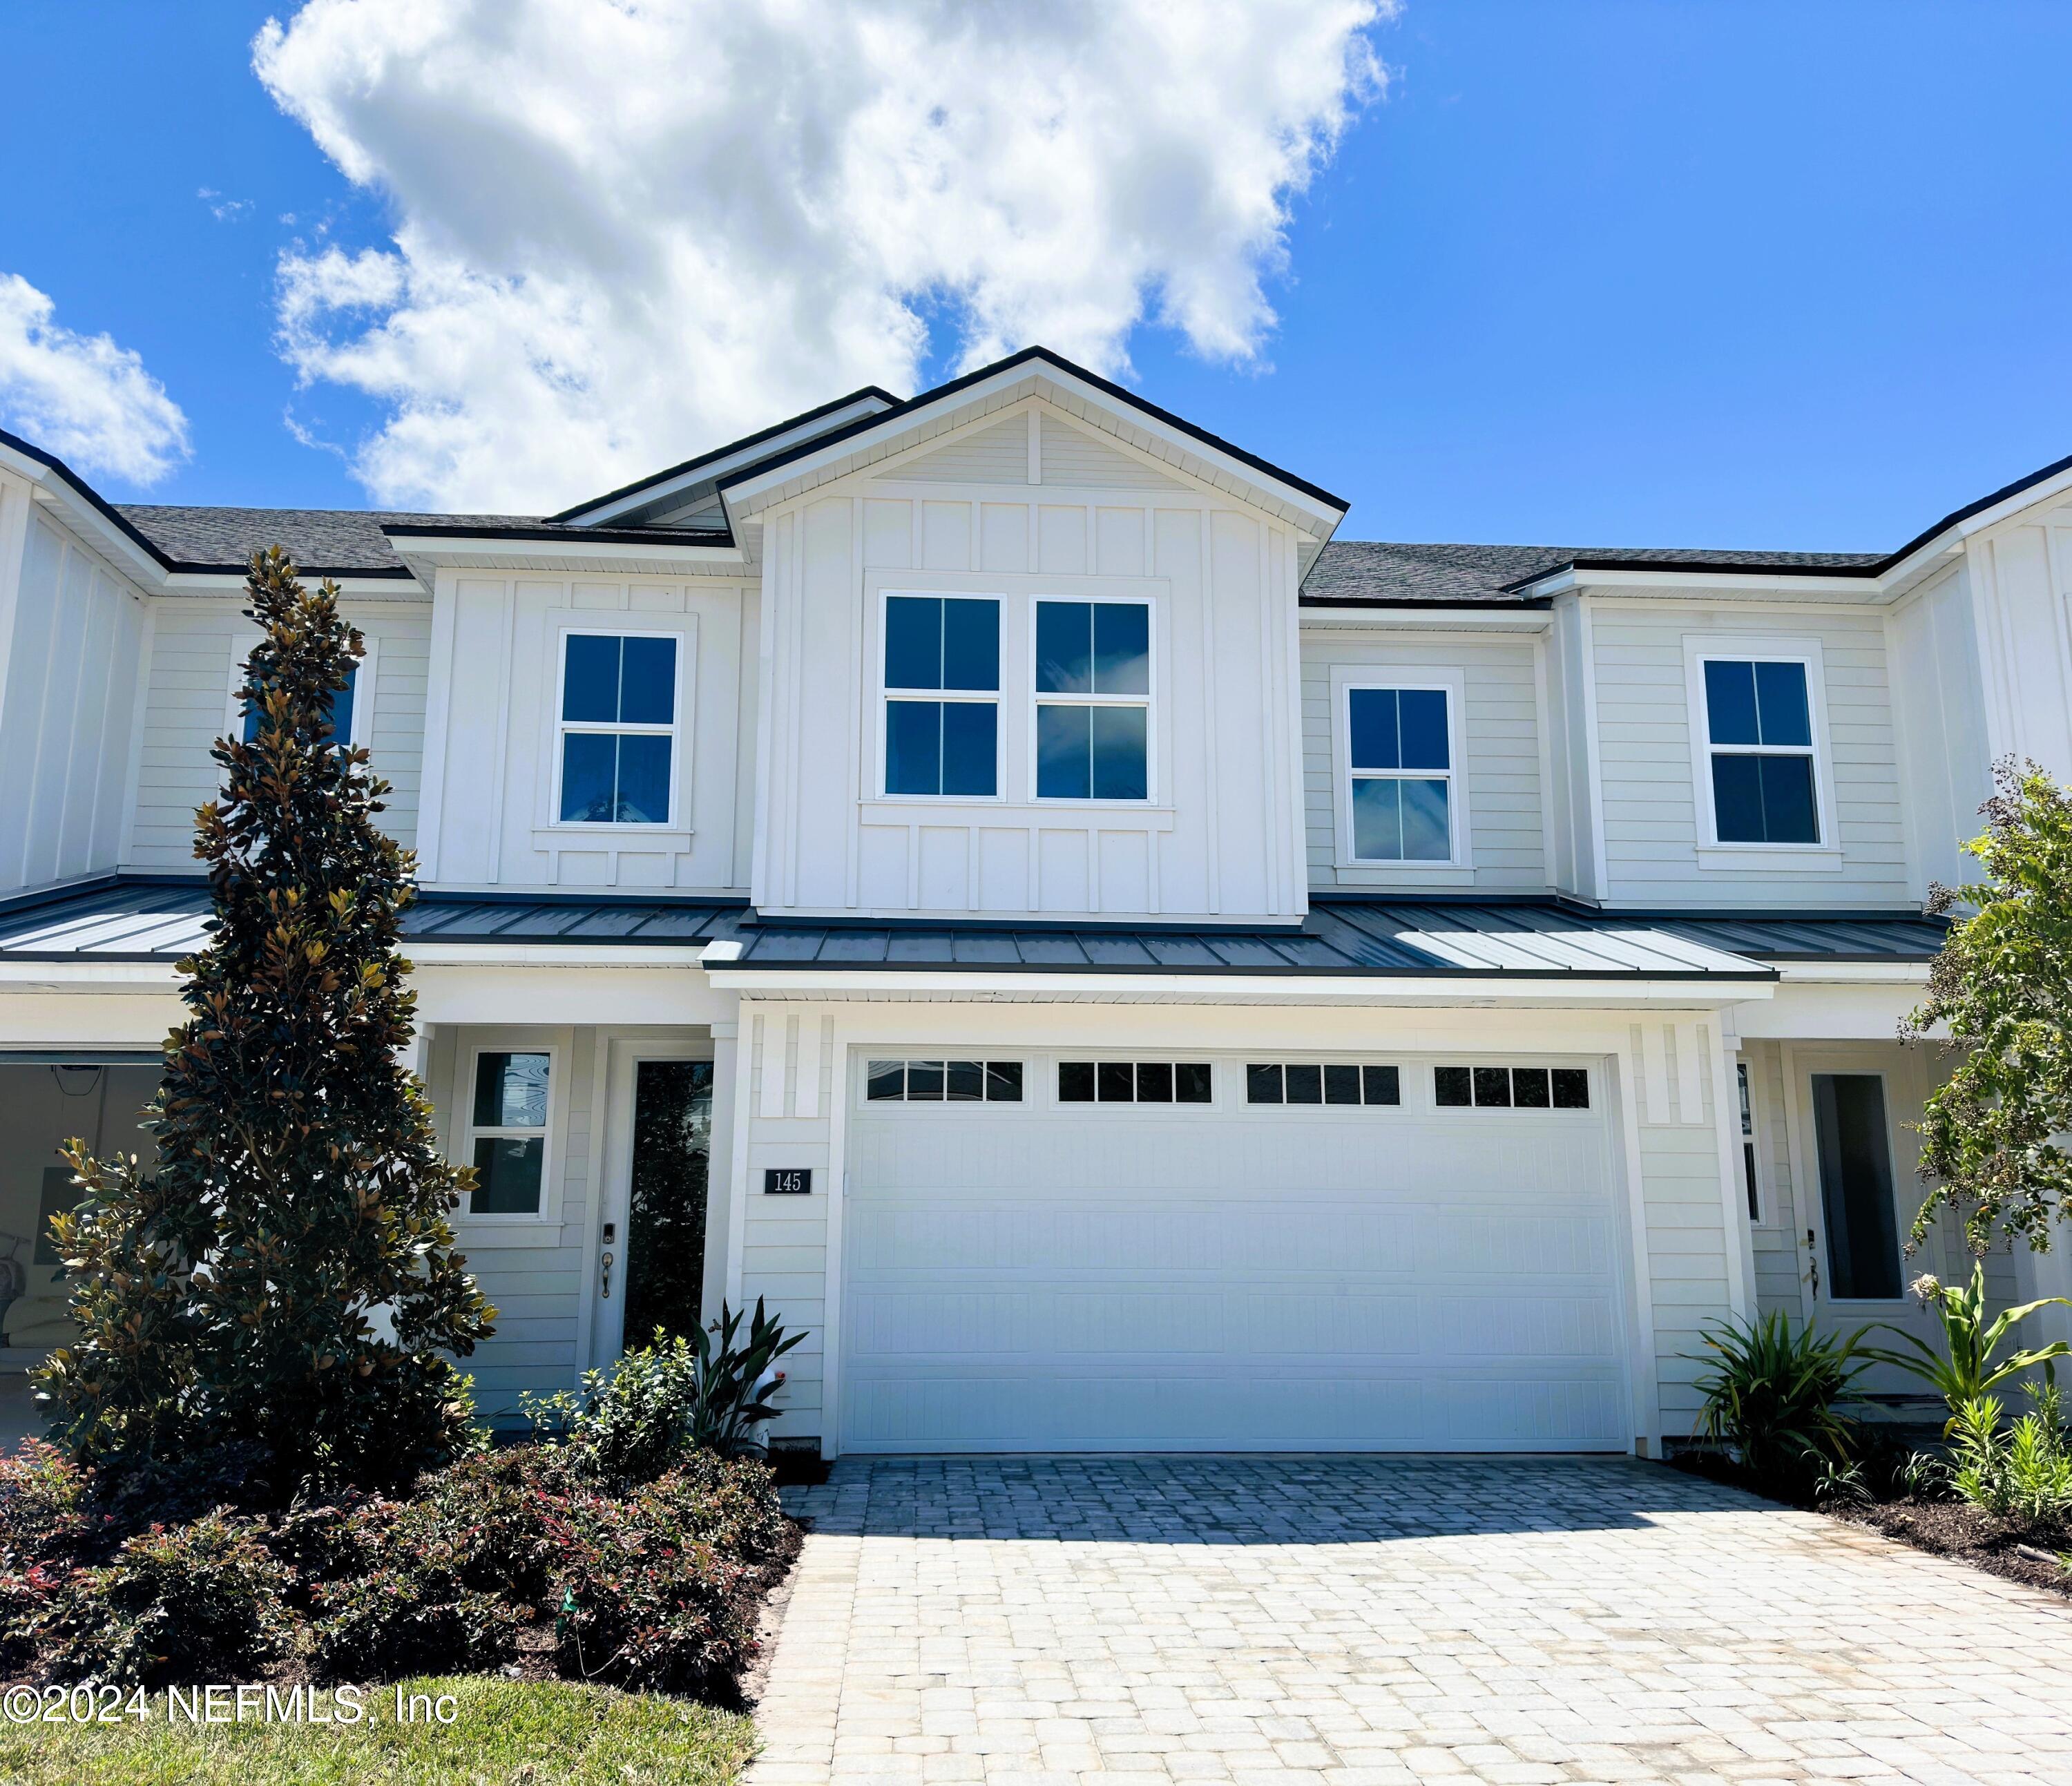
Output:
[{"left": 4, "top": 1, "right": 2069, "bottom": 550}]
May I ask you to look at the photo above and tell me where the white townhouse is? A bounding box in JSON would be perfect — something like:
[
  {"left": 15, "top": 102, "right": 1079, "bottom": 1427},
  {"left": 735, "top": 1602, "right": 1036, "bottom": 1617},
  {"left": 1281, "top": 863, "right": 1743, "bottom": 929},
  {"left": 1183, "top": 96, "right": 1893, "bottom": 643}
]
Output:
[{"left": 1, "top": 347, "right": 2069, "bottom": 1457}]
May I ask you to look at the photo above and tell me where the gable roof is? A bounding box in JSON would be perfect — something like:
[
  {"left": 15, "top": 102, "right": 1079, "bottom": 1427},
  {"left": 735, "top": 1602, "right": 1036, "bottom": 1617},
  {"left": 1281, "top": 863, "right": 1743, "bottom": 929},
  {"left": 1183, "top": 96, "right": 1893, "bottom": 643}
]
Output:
[
  {"left": 711, "top": 343, "right": 1352, "bottom": 519},
  {"left": 1301, "top": 539, "right": 1886, "bottom": 606}
]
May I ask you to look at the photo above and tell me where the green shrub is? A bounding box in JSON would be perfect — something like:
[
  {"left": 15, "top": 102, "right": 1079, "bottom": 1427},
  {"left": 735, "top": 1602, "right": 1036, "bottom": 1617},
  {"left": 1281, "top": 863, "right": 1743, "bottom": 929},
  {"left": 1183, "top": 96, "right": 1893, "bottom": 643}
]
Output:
[
  {"left": 1687, "top": 1311, "right": 1872, "bottom": 1496},
  {"left": 33, "top": 1510, "right": 293, "bottom": 1687},
  {"left": 524, "top": 1300, "right": 805, "bottom": 1488},
  {"left": 554, "top": 1452, "right": 798, "bottom": 1696},
  {"left": 0, "top": 1440, "right": 89, "bottom": 1566}
]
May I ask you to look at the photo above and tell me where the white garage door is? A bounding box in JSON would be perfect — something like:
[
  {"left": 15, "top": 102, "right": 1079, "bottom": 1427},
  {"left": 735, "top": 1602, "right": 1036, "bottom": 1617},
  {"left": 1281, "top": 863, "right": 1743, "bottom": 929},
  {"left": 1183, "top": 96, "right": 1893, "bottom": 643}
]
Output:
[{"left": 839, "top": 1057, "right": 1631, "bottom": 1452}]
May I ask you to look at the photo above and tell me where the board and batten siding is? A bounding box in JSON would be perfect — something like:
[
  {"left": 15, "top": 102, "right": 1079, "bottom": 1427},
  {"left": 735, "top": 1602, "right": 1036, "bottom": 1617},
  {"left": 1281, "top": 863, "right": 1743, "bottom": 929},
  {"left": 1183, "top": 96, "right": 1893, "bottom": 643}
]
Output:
[
  {"left": 1885, "top": 564, "right": 1991, "bottom": 902},
  {"left": 0, "top": 508, "right": 150, "bottom": 893},
  {"left": 1300, "top": 631, "right": 1546, "bottom": 892},
  {"left": 749, "top": 399, "right": 1308, "bottom": 923},
  {"left": 417, "top": 573, "right": 755, "bottom": 892},
  {"left": 128, "top": 596, "right": 432, "bottom": 864},
  {"left": 1591, "top": 603, "right": 1909, "bottom": 907}
]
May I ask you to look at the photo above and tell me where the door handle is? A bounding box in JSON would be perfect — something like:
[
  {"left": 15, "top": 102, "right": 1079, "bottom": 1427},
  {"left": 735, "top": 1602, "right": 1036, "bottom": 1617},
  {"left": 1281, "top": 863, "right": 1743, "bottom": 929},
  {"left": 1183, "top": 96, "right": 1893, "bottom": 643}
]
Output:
[{"left": 600, "top": 1249, "right": 614, "bottom": 1300}]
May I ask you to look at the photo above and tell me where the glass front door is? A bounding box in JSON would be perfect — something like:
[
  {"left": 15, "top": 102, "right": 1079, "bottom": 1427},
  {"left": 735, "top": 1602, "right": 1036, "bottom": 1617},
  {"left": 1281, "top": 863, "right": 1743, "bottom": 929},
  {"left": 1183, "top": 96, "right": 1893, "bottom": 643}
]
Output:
[
  {"left": 1811, "top": 1072, "right": 1903, "bottom": 1302},
  {"left": 622, "top": 1059, "right": 713, "bottom": 1347}
]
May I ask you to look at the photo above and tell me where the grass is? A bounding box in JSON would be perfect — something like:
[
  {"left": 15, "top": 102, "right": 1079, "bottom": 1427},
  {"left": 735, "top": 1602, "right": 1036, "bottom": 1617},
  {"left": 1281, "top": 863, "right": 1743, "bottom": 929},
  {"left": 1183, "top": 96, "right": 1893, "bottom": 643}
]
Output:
[{"left": 0, "top": 1676, "right": 758, "bottom": 1785}]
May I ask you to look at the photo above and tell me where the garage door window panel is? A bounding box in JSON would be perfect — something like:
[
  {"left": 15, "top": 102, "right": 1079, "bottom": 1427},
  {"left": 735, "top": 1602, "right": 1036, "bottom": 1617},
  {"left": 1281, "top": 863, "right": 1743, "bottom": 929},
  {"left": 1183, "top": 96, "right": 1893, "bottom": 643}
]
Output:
[
  {"left": 1247, "top": 1063, "right": 1400, "bottom": 1106},
  {"left": 1435, "top": 1065, "right": 1589, "bottom": 1110},
  {"left": 1058, "top": 1061, "right": 1209, "bottom": 1104},
  {"left": 867, "top": 1059, "right": 1024, "bottom": 1103}
]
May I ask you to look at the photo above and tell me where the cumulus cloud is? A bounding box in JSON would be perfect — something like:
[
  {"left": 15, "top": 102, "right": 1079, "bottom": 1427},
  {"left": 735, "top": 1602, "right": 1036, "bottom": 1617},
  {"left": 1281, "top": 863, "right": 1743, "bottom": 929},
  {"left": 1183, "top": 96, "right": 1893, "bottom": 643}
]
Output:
[
  {"left": 254, "top": 0, "right": 1388, "bottom": 512},
  {"left": 0, "top": 274, "right": 191, "bottom": 486}
]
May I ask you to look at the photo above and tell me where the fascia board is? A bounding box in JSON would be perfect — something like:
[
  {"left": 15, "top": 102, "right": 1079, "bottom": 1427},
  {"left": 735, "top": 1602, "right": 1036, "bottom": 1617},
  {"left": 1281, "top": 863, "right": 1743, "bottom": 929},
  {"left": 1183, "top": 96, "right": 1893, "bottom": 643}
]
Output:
[
  {"left": 383, "top": 534, "right": 747, "bottom": 572},
  {"left": 1298, "top": 608, "right": 1552, "bottom": 635},
  {"left": 4, "top": 461, "right": 168, "bottom": 587},
  {"left": 164, "top": 570, "right": 427, "bottom": 599},
  {"left": 719, "top": 361, "right": 1347, "bottom": 532}
]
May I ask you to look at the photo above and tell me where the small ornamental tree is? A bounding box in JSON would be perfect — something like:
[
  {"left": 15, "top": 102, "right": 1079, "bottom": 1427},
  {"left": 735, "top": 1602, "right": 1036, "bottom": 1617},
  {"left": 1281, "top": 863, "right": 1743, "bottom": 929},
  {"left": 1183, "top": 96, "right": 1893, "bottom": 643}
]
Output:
[
  {"left": 38, "top": 547, "right": 495, "bottom": 1493},
  {"left": 1906, "top": 758, "right": 2072, "bottom": 1254}
]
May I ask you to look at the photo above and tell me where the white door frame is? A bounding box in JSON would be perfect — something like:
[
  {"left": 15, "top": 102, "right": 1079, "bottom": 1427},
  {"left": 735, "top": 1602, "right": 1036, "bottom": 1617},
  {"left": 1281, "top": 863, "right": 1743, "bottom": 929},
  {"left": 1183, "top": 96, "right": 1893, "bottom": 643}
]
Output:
[{"left": 579, "top": 1034, "right": 716, "bottom": 1374}]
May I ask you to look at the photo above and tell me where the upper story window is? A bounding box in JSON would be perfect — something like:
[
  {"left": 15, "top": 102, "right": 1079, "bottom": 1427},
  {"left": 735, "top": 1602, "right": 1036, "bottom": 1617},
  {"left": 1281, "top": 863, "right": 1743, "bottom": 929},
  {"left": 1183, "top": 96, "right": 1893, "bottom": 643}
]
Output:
[
  {"left": 1035, "top": 599, "right": 1150, "bottom": 800},
  {"left": 558, "top": 632, "right": 677, "bottom": 823},
  {"left": 1346, "top": 684, "right": 1453, "bottom": 861},
  {"left": 883, "top": 595, "right": 999, "bottom": 797},
  {"left": 1699, "top": 657, "right": 1819, "bottom": 845},
  {"left": 244, "top": 664, "right": 358, "bottom": 749}
]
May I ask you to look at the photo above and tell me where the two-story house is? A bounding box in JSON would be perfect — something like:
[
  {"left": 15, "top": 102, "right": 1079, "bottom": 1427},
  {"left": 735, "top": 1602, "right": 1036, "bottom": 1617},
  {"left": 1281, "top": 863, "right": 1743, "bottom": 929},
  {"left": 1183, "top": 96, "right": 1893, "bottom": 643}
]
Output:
[{"left": 2, "top": 347, "right": 2069, "bottom": 1457}]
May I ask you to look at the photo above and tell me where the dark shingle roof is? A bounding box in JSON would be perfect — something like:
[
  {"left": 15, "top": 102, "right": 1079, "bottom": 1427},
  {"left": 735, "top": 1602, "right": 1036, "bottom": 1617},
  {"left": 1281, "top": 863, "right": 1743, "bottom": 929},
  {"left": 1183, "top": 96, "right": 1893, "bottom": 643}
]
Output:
[
  {"left": 1303, "top": 539, "right": 1886, "bottom": 606},
  {"left": 113, "top": 506, "right": 728, "bottom": 576}
]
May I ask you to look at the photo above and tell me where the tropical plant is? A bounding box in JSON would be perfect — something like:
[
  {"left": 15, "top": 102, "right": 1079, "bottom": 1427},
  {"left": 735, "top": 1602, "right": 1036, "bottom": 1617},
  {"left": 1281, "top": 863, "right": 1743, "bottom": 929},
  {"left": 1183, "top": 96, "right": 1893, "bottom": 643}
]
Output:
[
  {"left": 1687, "top": 1311, "right": 1874, "bottom": 1492},
  {"left": 1905, "top": 758, "right": 2072, "bottom": 1252},
  {"left": 1865, "top": 1263, "right": 2069, "bottom": 1434},
  {"left": 524, "top": 1300, "right": 805, "bottom": 1486},
  {"left": 36, "top": 546, "right": 495, "bottom": 1495},
  {"left": 1944, "top": 1378, "right": 2072, "bottom": 1525}
]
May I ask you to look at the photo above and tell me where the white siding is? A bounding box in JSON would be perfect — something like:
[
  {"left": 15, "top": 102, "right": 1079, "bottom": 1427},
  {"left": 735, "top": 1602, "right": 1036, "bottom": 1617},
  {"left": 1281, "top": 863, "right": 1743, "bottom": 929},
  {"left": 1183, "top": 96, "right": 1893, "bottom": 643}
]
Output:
[
  {"left": 1886, "top": 563, "right": 1992, "bottom": 901},
  {"left": 1593, "top": 603, "right": 1909, "bottom": 908},
  {"left": 752, "top": 395, "right": 1307, "bottom": 922},
  {"left": 128, "top": 596, "right": 432, "bottom": 866},
  {"left": 418, "top": 575, "right": 753, "bottom": 892},
  {"left": 429, "top": 1024, "right": 597, "bottom": 1423},
  {"left": 0, "top": 510, "right": 149, "bottom": 892},
  {"left": 1301, "top": 631, "right": 1546, "bottom": 891}
]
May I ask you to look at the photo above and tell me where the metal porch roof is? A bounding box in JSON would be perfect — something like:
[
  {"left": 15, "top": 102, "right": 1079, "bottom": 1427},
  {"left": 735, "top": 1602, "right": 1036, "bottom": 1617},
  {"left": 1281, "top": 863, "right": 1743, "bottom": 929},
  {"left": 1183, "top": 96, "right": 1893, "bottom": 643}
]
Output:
[{"left": 0, "top": 878, "right": 1945, "bottom": 979}]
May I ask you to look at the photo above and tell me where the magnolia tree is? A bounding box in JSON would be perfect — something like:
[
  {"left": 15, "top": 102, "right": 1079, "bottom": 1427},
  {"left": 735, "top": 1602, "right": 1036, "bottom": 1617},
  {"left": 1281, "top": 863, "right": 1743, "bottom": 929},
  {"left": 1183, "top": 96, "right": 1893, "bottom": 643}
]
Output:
[
  {"left": 39, "top": 548, "right": 494, "bottom": 1492},
  {"left": 1906, "top": 758, "right": 2072, "bottom": 1256}
]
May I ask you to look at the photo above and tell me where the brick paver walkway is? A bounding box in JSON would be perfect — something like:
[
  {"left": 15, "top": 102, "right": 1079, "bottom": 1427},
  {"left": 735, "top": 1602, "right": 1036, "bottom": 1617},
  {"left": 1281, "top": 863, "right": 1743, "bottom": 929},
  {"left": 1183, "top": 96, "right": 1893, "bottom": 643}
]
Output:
[{"left": 754, "top": 1457, "right": 2072, "bottom": 1785}]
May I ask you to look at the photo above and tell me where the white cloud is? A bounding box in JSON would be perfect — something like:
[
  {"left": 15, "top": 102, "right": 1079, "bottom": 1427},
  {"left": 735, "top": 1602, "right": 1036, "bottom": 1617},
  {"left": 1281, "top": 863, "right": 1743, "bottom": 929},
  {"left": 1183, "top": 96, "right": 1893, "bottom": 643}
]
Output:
[
  {"left": 254, "top": 0, "right": 1388, "bottom": 512},
  {"left": 198, "top": 187, "right": 254, "bottom": 221},
  {"left": 0, "top": 274, "right": 191, "bottom": 487}
]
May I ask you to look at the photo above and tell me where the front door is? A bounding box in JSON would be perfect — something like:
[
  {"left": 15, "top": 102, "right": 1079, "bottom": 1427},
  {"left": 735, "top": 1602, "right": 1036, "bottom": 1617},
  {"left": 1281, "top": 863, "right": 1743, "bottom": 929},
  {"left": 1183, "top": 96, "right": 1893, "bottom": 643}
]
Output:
[
  {"left": 1790, "top": 1046, "right": 1950, "bottom": 1388},
  {"left": 622, "top": 1058, "right": 713, "bottom": 1347}
]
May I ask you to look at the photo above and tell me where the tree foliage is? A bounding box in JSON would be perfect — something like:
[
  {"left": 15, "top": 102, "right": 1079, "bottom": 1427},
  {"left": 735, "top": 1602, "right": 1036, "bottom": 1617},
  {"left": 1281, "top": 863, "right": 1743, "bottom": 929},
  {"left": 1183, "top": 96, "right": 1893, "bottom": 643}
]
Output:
[
  {"left": 37, "top": 547, "right": 494, "bottom": 1493},
  {"left": 1906, "top": 758, "right": 2072, "bottom": 1254}
]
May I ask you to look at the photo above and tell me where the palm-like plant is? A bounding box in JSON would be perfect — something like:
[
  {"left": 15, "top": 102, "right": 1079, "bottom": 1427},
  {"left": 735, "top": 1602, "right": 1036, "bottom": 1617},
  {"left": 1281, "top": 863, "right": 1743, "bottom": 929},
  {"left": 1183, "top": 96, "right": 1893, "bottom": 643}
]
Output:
[
  {"left": 1865, "top": 1261, "right": 2069, "bottom": 1434},
  {"left": 1687, "top": 1311, "right": 1874, "bottom": 1489}
]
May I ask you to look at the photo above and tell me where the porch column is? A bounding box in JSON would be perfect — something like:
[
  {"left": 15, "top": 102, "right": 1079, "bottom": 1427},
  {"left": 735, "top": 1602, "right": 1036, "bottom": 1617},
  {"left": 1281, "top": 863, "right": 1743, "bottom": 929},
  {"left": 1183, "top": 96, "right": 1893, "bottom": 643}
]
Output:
[{"left": 704, "top": 1019, "right": 741, "bottom": 1322}]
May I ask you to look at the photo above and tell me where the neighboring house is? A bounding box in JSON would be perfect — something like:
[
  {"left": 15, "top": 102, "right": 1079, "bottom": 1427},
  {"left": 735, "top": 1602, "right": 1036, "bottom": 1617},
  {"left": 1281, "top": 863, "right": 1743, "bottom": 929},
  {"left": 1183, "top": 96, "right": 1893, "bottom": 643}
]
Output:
[{"left": 1, "top": 345, "right": 2069, "bottom": 1457}]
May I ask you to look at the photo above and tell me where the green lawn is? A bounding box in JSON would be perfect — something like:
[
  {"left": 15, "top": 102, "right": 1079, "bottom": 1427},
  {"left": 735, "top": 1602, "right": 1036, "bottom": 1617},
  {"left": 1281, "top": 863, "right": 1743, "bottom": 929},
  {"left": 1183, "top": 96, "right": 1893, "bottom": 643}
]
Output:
[{"left": 0, "top": 1676, "right": 757, "bottom": 1785}]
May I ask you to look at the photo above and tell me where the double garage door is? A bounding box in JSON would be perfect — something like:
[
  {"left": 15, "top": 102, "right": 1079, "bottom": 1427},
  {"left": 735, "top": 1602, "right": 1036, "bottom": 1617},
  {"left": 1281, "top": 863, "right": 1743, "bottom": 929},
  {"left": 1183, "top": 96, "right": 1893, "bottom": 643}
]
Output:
[{"left": 839, "top": 1059, "right": 1631, "bottom": 1452}]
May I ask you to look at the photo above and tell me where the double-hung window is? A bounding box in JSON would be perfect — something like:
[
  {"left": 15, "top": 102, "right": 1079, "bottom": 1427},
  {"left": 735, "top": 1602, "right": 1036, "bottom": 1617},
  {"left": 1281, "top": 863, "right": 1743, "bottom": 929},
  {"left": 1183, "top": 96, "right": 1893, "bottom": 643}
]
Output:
[
  {"left": 242, "top": 662, "right": 363, "bottom": 749},
  {"left": 558, "top": 633, "right": 678, "bottom": 823},
  {"left": 1035, "top": 600, "right": 1150, "bottom": 800},
  {"left": 884, "top": 596, "right": 999, "bottom": 797},
  {"left": 1699, "top": 657, "right": 1819, "bottom": 845},
  {"left": 1347, "top": 685, "right": 1452, "bottom": 861},
  {"left": 466, "top": 1049, "right": 551, "bottom": 1215}
]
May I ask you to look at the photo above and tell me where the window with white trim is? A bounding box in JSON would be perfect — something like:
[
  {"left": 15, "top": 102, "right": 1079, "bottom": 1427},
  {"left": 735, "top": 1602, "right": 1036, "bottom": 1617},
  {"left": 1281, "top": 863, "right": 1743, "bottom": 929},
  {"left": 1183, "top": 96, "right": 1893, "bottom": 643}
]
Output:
[
  {"left": 1698, "top": 657, "right": 1819, "bottom": 845},
  {"left": 1346, "top": 685, "right": 1453, "bottom": 861},
  {"left": 466, "top": 1049, "right": 551, "bottom": 1214},
  {"left": 1035, "top": 599, "right": 1150, "bottom": 800},
  {"left": 883, "top": 596, "right": 999, "bottom": 797},
  {"left": 1057, "top": 1061, "right": 1208, "bottom": 1103},
  {"left": 557, "top": 632, "right": 678, "bottom": 823}
]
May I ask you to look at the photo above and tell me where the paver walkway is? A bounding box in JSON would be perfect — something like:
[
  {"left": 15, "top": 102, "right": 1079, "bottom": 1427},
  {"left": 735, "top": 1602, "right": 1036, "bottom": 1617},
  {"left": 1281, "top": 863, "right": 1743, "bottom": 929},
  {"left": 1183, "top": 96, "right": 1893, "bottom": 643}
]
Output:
[{"left": 755, "top": 1456, "right": 2072, "bottom": 1785}]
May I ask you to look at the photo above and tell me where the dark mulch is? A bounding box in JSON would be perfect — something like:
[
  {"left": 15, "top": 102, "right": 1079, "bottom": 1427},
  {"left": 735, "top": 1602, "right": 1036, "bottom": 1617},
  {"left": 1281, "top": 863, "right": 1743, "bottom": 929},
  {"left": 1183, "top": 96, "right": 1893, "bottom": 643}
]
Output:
[{"left": 1838, "top": 1497, "right": 2072, "bottom": 1598}]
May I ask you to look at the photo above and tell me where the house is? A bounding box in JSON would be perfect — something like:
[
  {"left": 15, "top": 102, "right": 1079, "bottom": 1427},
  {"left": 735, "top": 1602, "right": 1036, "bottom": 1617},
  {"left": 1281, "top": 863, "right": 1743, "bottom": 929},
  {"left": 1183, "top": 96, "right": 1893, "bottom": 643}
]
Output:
[{"left": 1, "top": 346, "right": 2069, "bottom": 1457}]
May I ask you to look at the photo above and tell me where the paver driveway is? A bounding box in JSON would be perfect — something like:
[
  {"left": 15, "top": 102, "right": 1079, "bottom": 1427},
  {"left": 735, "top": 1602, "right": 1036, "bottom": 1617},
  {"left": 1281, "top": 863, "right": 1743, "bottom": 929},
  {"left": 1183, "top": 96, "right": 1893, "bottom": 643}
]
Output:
[{"left": 755, "top": 1457, "right": 2072, "bottom": 1786}]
